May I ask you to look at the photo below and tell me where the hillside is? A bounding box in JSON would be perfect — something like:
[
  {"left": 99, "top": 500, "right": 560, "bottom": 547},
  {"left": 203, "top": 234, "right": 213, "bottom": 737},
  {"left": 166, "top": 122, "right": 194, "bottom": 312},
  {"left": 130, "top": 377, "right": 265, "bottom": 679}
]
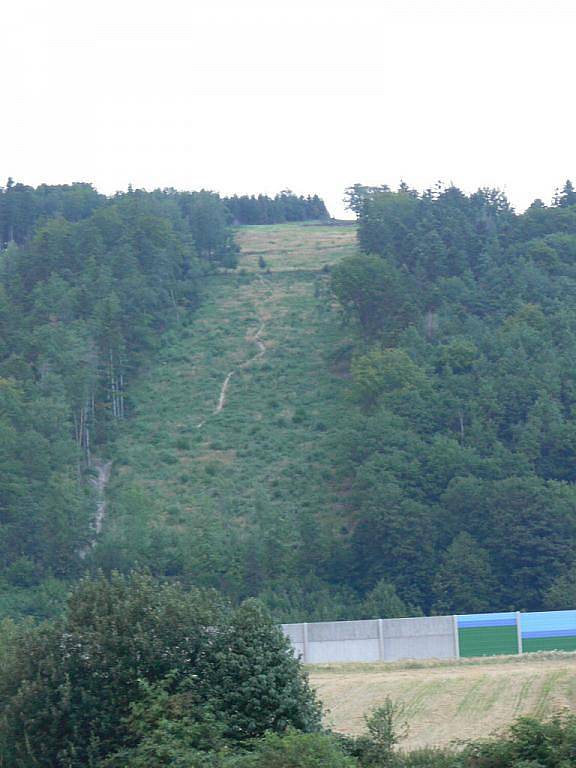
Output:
[
  {"left": 310, "top": 653, "right": 576, "bottom": 749},
  {"left": 93, "top": 184, "right": 576, "bottom": 621},
  {"left": 5, "top": 182, "right": 576, "bottom": 624},
  {"left": 96, "top": 223, "right": 358, "bottom": 608}
]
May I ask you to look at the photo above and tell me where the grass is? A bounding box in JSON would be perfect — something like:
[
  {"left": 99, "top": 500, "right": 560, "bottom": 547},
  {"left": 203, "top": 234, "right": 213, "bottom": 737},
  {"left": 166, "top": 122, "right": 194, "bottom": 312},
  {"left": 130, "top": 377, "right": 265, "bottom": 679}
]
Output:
[
  {"left": 309, "top": 652, "right": 576, "bottom": 749},
  {"left": 102, "top": 223, "right": 358, "bottom": 592},
  {"left": 234, "top": 222, "right": 358, "bottom": 272}
]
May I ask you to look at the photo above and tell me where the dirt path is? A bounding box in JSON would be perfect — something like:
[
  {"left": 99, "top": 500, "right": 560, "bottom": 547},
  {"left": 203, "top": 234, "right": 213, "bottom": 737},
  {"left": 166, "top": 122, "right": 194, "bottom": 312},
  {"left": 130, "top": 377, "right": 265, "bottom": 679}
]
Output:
[
  {"left": 91, "top": 460, "right": 112, "bottom": 534},
  {"left": 79, "top": 460, "right": 112, "bottom": 558},
  {"left": 310, "top": 654, "right": 576, "bottom": 750},
  {"left": 197, "top": 278, "right": 268, "bottom": 428}
]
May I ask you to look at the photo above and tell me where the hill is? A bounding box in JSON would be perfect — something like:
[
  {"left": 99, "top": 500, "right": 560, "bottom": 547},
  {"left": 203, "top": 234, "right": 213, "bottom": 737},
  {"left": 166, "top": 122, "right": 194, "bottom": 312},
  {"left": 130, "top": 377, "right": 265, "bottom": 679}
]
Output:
[
  {"left": 5, "top": 181, "right": 576, "bottom": 626},
  {"left": 93, "top": 183, "right": 576, "bottom": 621}
]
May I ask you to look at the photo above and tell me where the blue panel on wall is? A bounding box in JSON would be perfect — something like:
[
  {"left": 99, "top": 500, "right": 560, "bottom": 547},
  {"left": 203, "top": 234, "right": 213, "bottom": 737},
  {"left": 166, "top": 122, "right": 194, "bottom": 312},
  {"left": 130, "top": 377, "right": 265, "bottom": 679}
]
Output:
[
  {"left": 458, "top": 612, "right": 516, "bottom": 629},
  {"left": 521, "top": 610, "right": 576, "bottom": 636},
  {"left": 523, "top": 629, "right": 576, "bottom": 639}
]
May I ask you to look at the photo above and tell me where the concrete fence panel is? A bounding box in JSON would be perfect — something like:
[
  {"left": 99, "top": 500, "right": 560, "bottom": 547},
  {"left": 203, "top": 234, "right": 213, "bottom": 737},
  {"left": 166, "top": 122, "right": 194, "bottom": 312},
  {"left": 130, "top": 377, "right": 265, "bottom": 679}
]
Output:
[
  {"left": 380, "top": 616, "right": 456, "bottom": 661},
  {"left": 307, "top": 620, "right": 380, "bottom": 663},
  {"left": 282, "top": 616, "right": 456, "bottom": 663}
]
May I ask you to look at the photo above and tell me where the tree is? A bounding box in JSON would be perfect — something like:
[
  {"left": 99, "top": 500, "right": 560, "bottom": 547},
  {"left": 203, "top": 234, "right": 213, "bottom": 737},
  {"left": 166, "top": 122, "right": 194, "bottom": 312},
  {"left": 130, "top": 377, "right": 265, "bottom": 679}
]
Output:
[
  {"left": 0, "top": 574, "right": 320, "bottom": 768},
  {"left": 556, "top": 179, "right": 576, "bottom": 208},
  {"left": 195, "top": 599, "right": 321, "bottom": 741},
  {"left": 361, "top": 580, "right": 411, "bottom": 619},
  {"left": 545, "top": 566, "right": 576, "bottom": 610},
  {"left": 432, "top": 532, "right": 497, "bottom": 614},
  {"left": 232, "top": 730, "right": 355, "bottom": 768},
  {"left": 0, "top": 573, "right": 222, "bottom": 766},
  {"left": 331, "top": 255, "right": 416, "bottom": 340},
  {"left": 351, "top": 348, "right": 428, "bottom": 408},
  {"left": 343, "top": 184, "right": 390, "bottom": 217}
]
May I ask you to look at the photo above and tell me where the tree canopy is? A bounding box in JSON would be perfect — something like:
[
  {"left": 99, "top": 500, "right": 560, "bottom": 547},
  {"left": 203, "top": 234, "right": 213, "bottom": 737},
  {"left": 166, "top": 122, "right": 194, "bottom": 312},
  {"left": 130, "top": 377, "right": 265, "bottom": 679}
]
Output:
[{"left": 0, "top": 573, "right": 320, "bottom": 768}]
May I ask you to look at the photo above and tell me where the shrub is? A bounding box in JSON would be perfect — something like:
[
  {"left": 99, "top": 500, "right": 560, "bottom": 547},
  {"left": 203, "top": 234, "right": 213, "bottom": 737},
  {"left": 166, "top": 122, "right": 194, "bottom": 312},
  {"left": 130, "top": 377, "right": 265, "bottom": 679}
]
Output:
[
  {"left": 232, "top": 730, "right": 356, "bottom": 768},
  {"left": 462, "top": 713, "right": 576, "bottom": 768},
  {"left": 341, "top": 699, "right": 408, "bottom": 767}
]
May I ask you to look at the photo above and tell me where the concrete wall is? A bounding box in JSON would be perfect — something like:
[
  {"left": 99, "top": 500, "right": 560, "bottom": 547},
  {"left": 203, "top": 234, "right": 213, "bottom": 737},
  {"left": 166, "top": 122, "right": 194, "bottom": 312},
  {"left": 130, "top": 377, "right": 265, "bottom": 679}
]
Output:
[
  {"left": 282, "top": 615, "right": 457, "bottom": 664},
  {"left": 308, "top": 620, "right": 380, "bottom": 663},
  {"left": 381, "top": 616, "right": 456, "bottom": 661},
  {"left": 282, "top": 622, "right": 306, "bottom": 660},
  {"left": 283, "top": 610, "right": 576, "bottom": 664}
]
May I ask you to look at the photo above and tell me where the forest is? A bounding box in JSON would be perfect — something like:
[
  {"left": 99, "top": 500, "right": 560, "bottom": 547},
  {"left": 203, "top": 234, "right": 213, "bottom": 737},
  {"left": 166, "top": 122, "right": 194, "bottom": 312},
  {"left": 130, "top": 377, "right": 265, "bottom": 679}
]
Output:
[
  {"left": 2, "top": 178, "right": 576, "bottom": 623},
  {"left": 222, "top": 191, "right": 329, "bottom": 224},
  {"left": 2, "top": 177, "right": 576, "bottom": 766},
  {"left": 331, "top": 180, "right": 576, "bottom": 615},
  {"left": 0, "top": 182, "right": 238, "bottom": 602}
]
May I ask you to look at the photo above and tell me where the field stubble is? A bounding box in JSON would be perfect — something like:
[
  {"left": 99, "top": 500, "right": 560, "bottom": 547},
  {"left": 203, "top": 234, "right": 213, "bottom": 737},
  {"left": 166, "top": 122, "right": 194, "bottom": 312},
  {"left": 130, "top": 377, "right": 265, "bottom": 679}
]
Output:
[{"left": 310, "top": 652, "right": 576, "bottom": 750}]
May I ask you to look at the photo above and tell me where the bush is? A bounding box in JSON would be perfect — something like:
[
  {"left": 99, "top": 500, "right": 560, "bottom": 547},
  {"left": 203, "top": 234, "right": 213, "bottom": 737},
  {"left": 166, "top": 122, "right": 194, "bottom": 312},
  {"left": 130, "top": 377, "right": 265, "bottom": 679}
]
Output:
[
  {"left": 462, "top": 713, "right": 576, "bottom": 768},
  {"left": 341, "top": 699, "right": 408, "bottom": 767},
  {"left": 232, "top": 730, "right": 356, "bottom": 768}
]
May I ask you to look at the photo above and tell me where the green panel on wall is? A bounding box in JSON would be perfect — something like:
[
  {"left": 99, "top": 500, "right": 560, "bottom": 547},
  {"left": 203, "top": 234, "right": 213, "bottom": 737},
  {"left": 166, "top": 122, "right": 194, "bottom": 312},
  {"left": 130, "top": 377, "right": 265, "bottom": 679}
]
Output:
[
  {"left": 523, "top": 636, "right": 576, "bottom": 653},
  {"left": 459, "top": 626, "right": 518, "bottom": 657}
]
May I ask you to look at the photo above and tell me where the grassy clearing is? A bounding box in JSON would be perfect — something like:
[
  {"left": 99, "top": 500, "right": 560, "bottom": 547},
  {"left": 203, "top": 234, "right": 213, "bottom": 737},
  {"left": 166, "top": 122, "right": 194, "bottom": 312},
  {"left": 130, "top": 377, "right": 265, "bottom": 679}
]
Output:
[
  {"left": 102, "top": 223, "right": 357, "bottom": 592},
  {"left": 234, "top": 222, "right": 358, "bottom": 272},
  {"left": 309, "top": 653, "right": 576, "bottom": 750}
]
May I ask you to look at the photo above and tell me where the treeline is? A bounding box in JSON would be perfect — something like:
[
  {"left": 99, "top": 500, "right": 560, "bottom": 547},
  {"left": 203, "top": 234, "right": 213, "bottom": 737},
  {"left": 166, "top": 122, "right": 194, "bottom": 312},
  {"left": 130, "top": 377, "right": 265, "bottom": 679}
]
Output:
[
  {"left": 223, "top": 190, "right": 330, "bottom": 224},
  {"left": 0, "top": 179, "right": 105, "bottom": 246},
  {"left": 328, "top": 179, "right": 576, "bottom": 615},
  {"left": 0, "top": 183, "right": 236, "bottom": 595}
]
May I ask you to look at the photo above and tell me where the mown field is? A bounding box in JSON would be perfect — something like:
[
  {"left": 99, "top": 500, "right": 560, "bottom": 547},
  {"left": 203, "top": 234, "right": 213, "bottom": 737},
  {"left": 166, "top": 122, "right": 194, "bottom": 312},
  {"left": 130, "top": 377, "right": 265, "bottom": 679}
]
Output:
[
  {"left": 310, "top": 653, "right": 576, "bottom": 750},
  {"left": 101, "top": 222, "right": 358, "bottom": 599}
]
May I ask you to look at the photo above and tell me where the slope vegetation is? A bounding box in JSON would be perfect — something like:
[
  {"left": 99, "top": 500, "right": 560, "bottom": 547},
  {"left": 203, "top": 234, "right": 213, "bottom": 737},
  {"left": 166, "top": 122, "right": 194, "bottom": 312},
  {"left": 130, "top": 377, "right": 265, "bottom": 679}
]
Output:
[{"left": 97, "top": 223, "right": 357, "bottom": 605}]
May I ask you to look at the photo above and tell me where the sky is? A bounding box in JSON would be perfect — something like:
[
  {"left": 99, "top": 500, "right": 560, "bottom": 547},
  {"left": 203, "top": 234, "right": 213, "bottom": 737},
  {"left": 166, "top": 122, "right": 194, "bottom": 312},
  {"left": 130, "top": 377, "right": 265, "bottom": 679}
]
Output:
[{"left": 3, "top": 0, "right": 575, "bottom": 218}]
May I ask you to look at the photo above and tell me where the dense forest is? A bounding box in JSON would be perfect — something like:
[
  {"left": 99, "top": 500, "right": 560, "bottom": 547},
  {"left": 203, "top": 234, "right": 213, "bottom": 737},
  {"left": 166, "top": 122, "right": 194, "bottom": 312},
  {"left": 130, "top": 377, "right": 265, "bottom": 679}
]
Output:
[
  {"left": 3, "top": 175, "right": 576, "bottom": 766},
  {"left": 0, "top": 182, "right": 237, "bottom": 602},
  {"left": 330, "top": 179, "right": 576, "bottom": 615},
  {"left": 223, "top": 191, "right": 329, "bottom": 224}
]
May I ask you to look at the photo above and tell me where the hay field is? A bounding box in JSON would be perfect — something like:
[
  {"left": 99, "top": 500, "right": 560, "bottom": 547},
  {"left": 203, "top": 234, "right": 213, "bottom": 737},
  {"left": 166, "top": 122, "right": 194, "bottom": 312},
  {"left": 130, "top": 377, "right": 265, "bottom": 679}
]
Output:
[{"left": 310, "top": 653, "right": 576, "bottom": 750}]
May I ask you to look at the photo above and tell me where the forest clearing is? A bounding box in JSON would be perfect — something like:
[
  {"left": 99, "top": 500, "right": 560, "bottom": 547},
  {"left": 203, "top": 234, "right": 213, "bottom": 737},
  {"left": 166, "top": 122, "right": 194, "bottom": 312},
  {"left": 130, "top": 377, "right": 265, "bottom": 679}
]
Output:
[
  {"left": 101, "top": 222, "right": 359, "bottom": 602},
  {"left": 310, "top": 653, "right": 576, "bottom": 749}
]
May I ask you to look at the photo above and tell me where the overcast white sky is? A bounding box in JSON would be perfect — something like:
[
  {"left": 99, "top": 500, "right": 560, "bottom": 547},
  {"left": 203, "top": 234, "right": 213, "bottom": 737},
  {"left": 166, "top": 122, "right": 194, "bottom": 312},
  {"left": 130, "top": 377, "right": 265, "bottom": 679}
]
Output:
[{"left": 3, "top": 0, "right": 575, "bottom": 218}]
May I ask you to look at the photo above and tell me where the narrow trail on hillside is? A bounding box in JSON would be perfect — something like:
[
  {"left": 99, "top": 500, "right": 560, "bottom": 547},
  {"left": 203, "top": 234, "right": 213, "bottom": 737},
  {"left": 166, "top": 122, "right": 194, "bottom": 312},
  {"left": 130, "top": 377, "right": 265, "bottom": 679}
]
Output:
[
  {"left": 197, "top": 276, "right": 269, "bottom": 429},
  {"left": 79, "top": 459, "right": 112, "bottom": 559}
]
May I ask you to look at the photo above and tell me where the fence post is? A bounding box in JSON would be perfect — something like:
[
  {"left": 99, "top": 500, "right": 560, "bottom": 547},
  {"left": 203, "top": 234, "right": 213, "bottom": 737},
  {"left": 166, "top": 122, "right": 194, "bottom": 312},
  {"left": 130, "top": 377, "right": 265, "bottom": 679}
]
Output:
[
  {"left": 302, "top": 622, "right": 309, "bottom": 663},
  {"left": 378, "top": 618, "right": 385, "bottom": 661},
  {"left": 452, "top": 615, "right": 460, "bottom": 659},
  {"left": 516, "top": 612, "right": 523, "bottom": 654}
]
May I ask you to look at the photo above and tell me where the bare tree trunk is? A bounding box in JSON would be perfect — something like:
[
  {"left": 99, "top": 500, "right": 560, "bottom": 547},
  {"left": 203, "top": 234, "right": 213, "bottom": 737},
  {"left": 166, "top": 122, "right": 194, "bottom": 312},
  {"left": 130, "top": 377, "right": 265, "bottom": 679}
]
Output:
[
  {"left": 119, "top": 372, "right": 125, "bottom": 419},
  {"left": 170, "top": 289, "right": 180, "bottom": 323},
  {"left": 109, "top": 349, "right": 117, "bottom": 418}
]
